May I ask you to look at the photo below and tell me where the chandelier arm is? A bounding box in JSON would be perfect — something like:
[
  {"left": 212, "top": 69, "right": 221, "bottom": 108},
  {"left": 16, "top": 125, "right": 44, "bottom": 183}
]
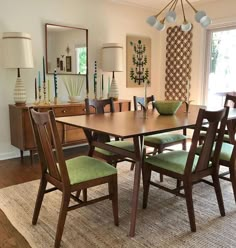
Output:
[
  {"left": 169, "top": 0, "right": 178, "bottom": 11},
  {"left": 155, "top": 0, "right": 176, "bottom": 18},
  {"left": 185, "top": 0, "right": 198, "bottom": 13},
  {"left": 181, "top": 0, "right": 187, "bottom": 22}
]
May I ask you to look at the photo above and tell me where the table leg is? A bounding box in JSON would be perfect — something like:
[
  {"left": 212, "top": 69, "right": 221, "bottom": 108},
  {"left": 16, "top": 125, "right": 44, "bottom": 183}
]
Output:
[{"left": 129, "top": 135, "right": 144, "bottom": 237}]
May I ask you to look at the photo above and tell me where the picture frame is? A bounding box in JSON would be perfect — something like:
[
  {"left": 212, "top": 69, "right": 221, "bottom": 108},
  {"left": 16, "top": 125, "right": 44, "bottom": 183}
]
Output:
[
  {"left": 126, "top": 35, "right": 151, "bottom": 88},
  {"left": 66, "top": 56, "right": 72, "bottom": 72},
  {"left": 56, "top": 57, "right": 60, "bottom": 67}
]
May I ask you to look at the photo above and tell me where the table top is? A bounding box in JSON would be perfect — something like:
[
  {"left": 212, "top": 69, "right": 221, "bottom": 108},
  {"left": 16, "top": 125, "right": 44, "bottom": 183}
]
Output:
[{"left": 56, "top": 105, "right": 201, "bottom": 138}]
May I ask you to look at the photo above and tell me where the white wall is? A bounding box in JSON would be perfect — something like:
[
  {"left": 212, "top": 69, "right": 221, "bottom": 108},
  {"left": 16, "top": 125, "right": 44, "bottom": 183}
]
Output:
[
  {"left": 1, "top": 0, "right": 236, "bottom": 160},
  {"left": 0, "top": 0, "right": 161, "bottom": 159}
]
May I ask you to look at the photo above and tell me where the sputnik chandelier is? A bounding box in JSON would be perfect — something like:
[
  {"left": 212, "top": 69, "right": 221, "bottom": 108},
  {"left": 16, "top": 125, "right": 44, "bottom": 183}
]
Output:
[{"left": 146, "top": 0, "right": 212, "bottom": 32}]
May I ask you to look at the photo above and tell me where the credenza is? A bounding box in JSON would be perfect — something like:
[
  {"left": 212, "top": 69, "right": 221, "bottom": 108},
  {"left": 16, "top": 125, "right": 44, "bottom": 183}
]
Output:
[{"left": 9, "top": 99, "right": 131, "bottom": 161}]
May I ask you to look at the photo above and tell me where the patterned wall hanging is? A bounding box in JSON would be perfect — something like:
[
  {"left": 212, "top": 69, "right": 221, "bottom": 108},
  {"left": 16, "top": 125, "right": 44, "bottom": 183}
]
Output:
[
  {"left": 126, "top": 35, "right": 151, "bottom": 88},
  {"left": 165, "top": 26, "right": 193, "bottom": 101}
]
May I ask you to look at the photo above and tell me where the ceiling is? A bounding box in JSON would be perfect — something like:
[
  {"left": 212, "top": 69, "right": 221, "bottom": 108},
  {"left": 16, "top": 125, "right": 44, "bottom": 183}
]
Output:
[{"left": 111, "top": 0, "right": 217, "bottom": 11}]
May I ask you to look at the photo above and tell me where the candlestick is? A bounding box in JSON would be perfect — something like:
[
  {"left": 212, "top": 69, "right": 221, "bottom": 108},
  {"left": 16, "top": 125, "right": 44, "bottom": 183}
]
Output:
[
  {"left": 48, "top": 79, "right": 51, "bottom": 103},
  {"left": 94, "top": 61, "right": 97, "bottom": 99},
  {"left": 43, "top": 56, "right": 46, "bottom": 83},
  {"left": 34, "top": 78, "right": 37, "bottom": 102},
  {"left": 38, "top": 71, "right": 41, "bottom": 88},
  {"left": 43, "top": 80, "right": 47, "bottom": 104},
  {"left": 54, "top": 69, "right": 58, "bottom": 98},
  {"left": 186, "top": 79, "right": 190, "bottom": 103}
]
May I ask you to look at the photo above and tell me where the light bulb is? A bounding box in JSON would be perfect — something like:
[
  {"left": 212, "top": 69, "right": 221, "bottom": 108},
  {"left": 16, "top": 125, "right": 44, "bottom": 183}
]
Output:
[
  {"left": 195, "top": 11, "right": 206, "bottom": 23},
  {"left": 146, "top": 16, "right": 157, "bottom": 26},
  {"left": 154, "top": 20, "right": 165, "bottom": 31},
  {"left": 165, "top": 10, "right": 176, "bottom": 23},
  {"left": 200, "top": 16, "right": 212, "bottom": 28},
  {"left": 181, "top": 22, "right": 192, "bottom": 32}
]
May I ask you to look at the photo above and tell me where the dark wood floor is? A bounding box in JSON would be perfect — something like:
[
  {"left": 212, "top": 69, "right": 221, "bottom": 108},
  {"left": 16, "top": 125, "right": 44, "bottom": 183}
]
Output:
[{"left": 0, "top": 146, "right": 89, "bottom": 248}]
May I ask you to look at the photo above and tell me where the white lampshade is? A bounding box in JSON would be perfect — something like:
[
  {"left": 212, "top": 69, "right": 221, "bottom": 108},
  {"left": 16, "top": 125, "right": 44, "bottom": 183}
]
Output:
[
  {"left": 2, "top": 32, "right": 34, "bottom": 69},
  {"left": 200, "top": 16, "right": 212, "bottom": 28},
  {"left": 154, "top": 20, "right": 165, "bottom": 31},
  {"left": 102, "top": 43, "right": 123, "bottom": 72}
]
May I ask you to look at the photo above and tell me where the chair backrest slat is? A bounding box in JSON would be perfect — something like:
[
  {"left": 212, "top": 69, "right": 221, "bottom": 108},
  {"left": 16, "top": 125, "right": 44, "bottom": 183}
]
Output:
[
  {"left": 133, "top": 95, "right": 155, "bottom": 111},
  {"left": 185, "top": 107, "right": 228, "bottom": 175},
  {"left": 85, "top": 98, "right": 115, "bottom": 143},
  {"left": 29, "top": 108, "right": 70, "bottom": 184}
]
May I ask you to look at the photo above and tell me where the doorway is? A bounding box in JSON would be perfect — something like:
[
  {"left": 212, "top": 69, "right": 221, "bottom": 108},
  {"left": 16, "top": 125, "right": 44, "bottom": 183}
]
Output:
[{"left": 204, "top": 26, "right": 236, "bottom": 108}]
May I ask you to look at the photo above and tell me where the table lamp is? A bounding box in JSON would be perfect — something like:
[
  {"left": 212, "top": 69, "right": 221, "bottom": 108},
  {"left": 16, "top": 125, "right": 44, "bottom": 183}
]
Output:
[
  {"left": 2, "top": 32, "right": 34, "bottom": 105},
  {"left": 102, "top": 43, "right": 123, "bottom": 100}
]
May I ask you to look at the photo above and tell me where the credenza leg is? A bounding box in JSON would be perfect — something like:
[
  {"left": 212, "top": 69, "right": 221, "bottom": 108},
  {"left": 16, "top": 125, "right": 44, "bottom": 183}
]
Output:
[{"left": 20, "top": 150, "right": 24, "bottom": 162}]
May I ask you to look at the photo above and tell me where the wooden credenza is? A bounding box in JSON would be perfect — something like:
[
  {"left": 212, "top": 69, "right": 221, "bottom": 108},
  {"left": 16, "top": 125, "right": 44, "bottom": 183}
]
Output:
[{"left": 9, "top": 99, "right": 131, "bottom": 160}]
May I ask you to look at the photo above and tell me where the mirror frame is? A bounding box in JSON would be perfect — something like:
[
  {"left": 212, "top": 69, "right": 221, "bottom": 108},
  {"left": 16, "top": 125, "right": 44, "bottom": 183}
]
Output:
[{"left": 45, "top": 23, "right": 89, "bottom": 94}]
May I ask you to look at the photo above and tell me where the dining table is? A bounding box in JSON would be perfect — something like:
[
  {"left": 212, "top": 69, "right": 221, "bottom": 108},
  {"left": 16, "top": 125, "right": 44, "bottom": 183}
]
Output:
[{"left": 56, "top": 104, "right": 236, "bottom": 237}]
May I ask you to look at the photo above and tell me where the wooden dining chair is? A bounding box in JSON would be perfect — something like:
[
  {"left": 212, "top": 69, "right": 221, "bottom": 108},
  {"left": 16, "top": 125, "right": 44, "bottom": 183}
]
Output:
[
  {"left": 199, "top": 94, "right": 236, "bottom": 145},
  {"left": 85, "top": 98, "right": 135, "bottom": 167},
  {"left": 134, "top": 95, "right": 186, "bottom": 154},
  {"left": 133, "top": 95, "right": 187, "bottom": 179},
  {"left": 29, "top": 108, "right": 118, "bottom": 248},
  {"left": 142, "top": 107, "right": 229, "bottom": 232}
]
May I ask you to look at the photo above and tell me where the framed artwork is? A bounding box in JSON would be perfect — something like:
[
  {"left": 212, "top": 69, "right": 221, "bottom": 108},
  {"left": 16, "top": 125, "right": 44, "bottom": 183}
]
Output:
[
  {"left": 56, "top": 57, "right": 60, "bottom": 67},
  {"left": 126, "top": 35, "right": 151, "bottom": 88},
  {"left": 66, "top": 56, "right": 72, "bottom": 72},
  {"left": 60, "top": 60, "right": 63, "bottom": 71}
]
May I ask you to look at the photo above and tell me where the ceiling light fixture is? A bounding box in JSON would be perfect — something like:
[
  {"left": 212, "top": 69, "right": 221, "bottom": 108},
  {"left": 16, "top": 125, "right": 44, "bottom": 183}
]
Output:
[{"left": 146, "top": 0, "right": 211, "bottom": 32}]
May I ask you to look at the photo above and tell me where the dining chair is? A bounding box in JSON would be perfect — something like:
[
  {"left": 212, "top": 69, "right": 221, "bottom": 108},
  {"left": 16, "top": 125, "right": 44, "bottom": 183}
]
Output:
[
  {"left": 29, "top": 108, "right": 119, "bottom": 248},
  {"left": 85, "top": 98, "right": 135, "bottom": 168},
  {"left": 199, "top": 94, "right": 236, "bottom": 145},
  {"left": 142, "top": 106, "right": 229, "bottom": 232},
  {"left": 133, "top": 95, "right": 187, "bottom": 180}
]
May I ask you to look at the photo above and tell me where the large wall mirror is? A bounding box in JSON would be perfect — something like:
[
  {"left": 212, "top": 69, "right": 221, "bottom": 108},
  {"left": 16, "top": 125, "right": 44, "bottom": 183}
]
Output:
[{"left": 45, "top": 23, "right": 88, "bottom": 76}]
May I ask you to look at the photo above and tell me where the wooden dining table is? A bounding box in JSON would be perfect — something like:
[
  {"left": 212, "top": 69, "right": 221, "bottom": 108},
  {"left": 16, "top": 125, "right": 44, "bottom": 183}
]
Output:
[{"left": 56, "top": 104, "right": 236, "bottom": 237}]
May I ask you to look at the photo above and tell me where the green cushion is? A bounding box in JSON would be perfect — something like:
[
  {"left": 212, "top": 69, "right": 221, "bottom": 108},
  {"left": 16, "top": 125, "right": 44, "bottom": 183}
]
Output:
[
  {"left": 196, "top": 142, "right": 233, "bottom": 162},
  {"left": 145, "top": 150, "right": 199, "bottom": 175},
  {"left": 95, "top": 141, "right": 134, "bottom": 156},
  {"left": 200, "top": 131, "right": 230, "bottom": 142},
  {"left": 144, "top": 133, "right": 186, "bottom": 145},
  {"left": 65, "top": 156, "right": 117, "bottom": 185}
]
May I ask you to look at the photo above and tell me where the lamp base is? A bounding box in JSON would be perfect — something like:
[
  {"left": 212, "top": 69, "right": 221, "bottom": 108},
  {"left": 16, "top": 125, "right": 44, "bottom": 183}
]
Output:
[
  {"left": 109, "top": 77, "right": 119, "bottom": 101},
  {"left": 14, "top": 77, "right": 26, "bottom": 105}
]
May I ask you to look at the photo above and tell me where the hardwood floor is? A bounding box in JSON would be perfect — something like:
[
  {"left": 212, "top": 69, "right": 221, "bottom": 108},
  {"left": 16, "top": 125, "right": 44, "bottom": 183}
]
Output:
[{"left": 0, "top": 146, "right": 89, "bottom": 248}]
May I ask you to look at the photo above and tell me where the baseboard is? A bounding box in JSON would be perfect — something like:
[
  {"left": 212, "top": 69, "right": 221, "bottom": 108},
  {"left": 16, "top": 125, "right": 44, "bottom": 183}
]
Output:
[{"left": 0, "top": 151, "right": 22, "bottom": 161}]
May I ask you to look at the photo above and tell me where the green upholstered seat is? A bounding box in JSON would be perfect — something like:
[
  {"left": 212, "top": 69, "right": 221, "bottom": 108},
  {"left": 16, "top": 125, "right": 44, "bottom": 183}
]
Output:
[
  {"left": 144, "top": 133, "right": 186, "bottom": 145},
  {"left": 200, "top": 131, "right": 230, "bottom": 143},
  {"left": 196, "top": 142, "right": 233, "bottom": 162},
  {"left": 95, "top": 141, "right": 135, "bottom": 156},
  {"left": 145, "top": 150, "right": 200, "bottom": 175},
  {"left": 65, "top": 155, "right": 117, "bottom": 185}
]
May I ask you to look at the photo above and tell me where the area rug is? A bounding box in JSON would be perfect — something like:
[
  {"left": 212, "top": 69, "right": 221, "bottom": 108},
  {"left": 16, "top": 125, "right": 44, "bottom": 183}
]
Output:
[{"left": 0, "top": 163, "right": 236, "bottom": 248}]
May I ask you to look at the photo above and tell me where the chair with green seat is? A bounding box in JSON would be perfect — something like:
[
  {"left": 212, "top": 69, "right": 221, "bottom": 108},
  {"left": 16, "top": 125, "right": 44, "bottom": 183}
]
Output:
[
  {"left": 199, "top": 94, "right": 236, "bottom": 145},
  {"left": 133, "top": 95, "right": 187, "bottom": 179},
  {"left": 29, "top": 108, "right": 118, "bottom": 248},
  {"left": 134, "top": 95, "right": 186, "bottom": 154},
  {"left": 85, "top": 98, "right": 135, "bottom": 167},
  {"left": 142, "top": 107, "right": 229, "bottom": 232}
]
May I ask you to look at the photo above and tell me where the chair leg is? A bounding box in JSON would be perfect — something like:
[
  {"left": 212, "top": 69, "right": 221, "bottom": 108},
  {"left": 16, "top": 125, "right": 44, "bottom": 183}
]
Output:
[
  {"left": 130, "top": 162, "right": 135, "bottom": 171},
  {"left": 54, "top": 192, "right": 70, "bottom": 248},
  {"left": 212, "top": 173, "right": 225, "bottom": 216},
  {"left": 109, "top": 175, "right": 119, "bottom": 226},
  {"left": 183, "top": 180, "right": 196, "bottom": 232},
  {"left": 76, "top": 189, "right": 87, "bottom": 202},
  {"left": 32, "top": 177, "right": 47, "bottom": 225},
  {"left": 143, "top": 166, "right": 151, "bottom": 209},
  {"left": 176, "top": 179, "right": 182, "bottom": 194},
  {"left": 230, "top": 165, "right": 236, "bottom": 204},
  {"left": 159, "top": 173, "right": 164, "bottom": 182}
]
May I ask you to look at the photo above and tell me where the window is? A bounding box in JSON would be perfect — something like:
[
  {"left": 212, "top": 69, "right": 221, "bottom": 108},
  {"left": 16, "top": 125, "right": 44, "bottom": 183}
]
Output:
[
  {"left": 75, "top": 47, "right": 87, "bottom": 74},
  {"left": 204, "top": 26, "right": 236, "bottom": 107}
]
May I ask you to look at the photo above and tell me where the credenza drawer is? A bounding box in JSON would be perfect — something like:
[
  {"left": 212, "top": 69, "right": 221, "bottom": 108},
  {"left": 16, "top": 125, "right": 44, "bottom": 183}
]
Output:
[{"left": 53, "top": 106, "right": 85, "bottom": 117}]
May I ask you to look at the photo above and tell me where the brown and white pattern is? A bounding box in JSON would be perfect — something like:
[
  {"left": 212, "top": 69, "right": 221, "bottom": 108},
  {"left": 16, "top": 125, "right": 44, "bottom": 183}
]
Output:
[{"left": 165, "top": 26, "right": 193, "bottom": 101}]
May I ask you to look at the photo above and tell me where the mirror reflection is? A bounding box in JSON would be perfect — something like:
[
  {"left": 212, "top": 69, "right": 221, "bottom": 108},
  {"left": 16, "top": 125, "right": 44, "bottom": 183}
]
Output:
[{"left": 45, "top": 23, "right": 88, "bottom": 75}]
